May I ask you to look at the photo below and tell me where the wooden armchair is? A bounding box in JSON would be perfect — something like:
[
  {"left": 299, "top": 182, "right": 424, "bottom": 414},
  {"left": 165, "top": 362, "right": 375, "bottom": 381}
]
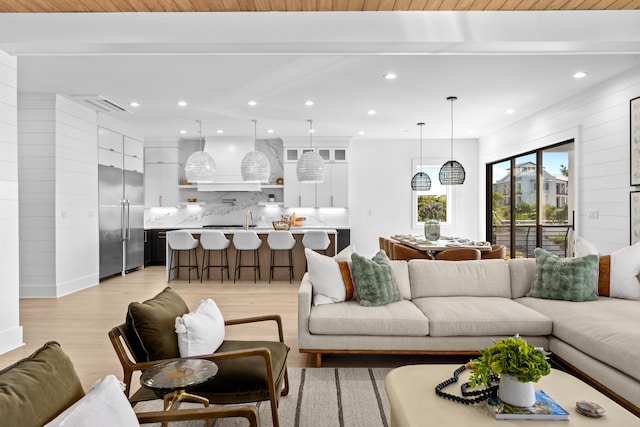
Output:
[{"left": 109, "top": 288, "right": 289, "bottom": 427}]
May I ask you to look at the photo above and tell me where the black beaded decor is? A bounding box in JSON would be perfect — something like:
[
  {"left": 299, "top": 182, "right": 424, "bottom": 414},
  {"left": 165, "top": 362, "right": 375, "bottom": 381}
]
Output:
[{"left": 434, "top": 365, "right": 499, "bottom": 405}]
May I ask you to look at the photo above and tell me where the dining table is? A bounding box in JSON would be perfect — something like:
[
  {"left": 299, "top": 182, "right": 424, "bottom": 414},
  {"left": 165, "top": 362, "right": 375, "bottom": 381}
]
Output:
[{"left": 390, "top": 234, "right": 492, "bottom": 255}]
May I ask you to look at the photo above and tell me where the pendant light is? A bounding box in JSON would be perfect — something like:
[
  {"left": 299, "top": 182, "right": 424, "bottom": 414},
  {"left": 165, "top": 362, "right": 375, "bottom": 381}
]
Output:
[
  {"left": 184, "top": 120, "right": 216, "bottom": 183},
  {"left": 439, "top": 96, "right": 466, "bottom": 185},
  {"left": 411, "top": 122, "right": 431, "bottom": 191},
  {"left": 241, "top": 119, "right": 271, "bottom": 183},
  {"left": 296, "top": 119, "right": 325, "bottom": 183}
]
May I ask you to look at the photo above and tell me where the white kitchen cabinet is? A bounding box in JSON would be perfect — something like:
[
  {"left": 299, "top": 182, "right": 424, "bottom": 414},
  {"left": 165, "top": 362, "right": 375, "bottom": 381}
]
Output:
[
  {"left": 98, "top": 127, "right": 122, "bottom": 152},
  {"left": 284, "top": 163, "right": 316, "bottom": 208},
  {"left": 145, "top": 163, "right": 180, "bottom": 207},
  {"left": 316, "top": 162, "right": 348, "bottom": 208}
]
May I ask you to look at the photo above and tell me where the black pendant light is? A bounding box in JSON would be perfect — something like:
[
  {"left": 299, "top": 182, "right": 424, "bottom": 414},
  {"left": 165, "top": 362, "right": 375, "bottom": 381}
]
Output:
[
  {"left": 411, "top": 122, "right": 431, "bottom": 191},
  {"left": 439, "top": 96, "right": 466, "bottom": 185}
]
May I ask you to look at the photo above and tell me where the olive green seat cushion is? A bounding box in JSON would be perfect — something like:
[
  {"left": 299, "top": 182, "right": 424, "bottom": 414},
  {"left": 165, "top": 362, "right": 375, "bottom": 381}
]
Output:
[
  {"left": 126, "top": 287, "right": 289, "bottom": 403},
  {"left": 0, "top": 341, "right": 85, "bottom": 427}
]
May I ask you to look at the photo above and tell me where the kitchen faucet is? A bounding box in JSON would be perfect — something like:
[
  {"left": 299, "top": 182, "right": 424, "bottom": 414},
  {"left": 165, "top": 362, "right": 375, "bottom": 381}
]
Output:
[{"left": 245, "top": 210, "right": 253, "bottom": 230}]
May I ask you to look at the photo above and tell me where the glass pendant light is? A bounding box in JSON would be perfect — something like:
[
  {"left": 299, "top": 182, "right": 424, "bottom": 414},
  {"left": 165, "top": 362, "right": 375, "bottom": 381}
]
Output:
[
  {"left": 296, "top": 119, "right": 325, "bottom": 183},
  {"left": 241, "top": 119, "right": 271, "bottom": 183},
  {"left": 439, "top": 96, "right": 465, "bottom": 185},
  {"left": 411, "top": 122, "right": 431, "bottom": 191},
  {"left": 184, "top": 120, "right": 216, "bottom": 183}
]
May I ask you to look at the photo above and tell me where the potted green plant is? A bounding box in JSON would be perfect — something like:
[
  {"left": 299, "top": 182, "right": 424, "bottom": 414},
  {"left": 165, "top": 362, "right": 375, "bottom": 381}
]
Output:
[
  {"left": 267, "top": 193, "right": 276, "bottom": 202},
  {"left": 469, "top": 335, "right": 551, "bottom": 407}
]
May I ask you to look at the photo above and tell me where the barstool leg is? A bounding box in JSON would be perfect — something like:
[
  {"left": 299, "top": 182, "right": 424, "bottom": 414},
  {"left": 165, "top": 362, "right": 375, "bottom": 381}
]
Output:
[
  {"left": 224, "top": 248, "right": 230, "bottom": 281},
  {"left": 194, "top": 248, "right": 199, "bottom": 281},
  {"left": 269, "top": 250, "right": 274, "bottom": 283},
  {"left": 289, "top": 249, "right": 294, "bottom": 283}
]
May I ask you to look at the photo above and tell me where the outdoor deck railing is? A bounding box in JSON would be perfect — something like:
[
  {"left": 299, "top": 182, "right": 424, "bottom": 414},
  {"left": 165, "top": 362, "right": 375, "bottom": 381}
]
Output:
[{"left": 492, "top": 223, "right": 571, "bottom": 258}]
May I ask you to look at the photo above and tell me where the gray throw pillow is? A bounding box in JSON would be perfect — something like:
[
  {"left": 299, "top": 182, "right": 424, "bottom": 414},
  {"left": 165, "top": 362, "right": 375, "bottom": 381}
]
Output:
[
  {"left": 351, "top": 251, "right": 401, "bottom": 307},
  {"left": 527, "top": 248, "right": 598, "bottom": 302}
]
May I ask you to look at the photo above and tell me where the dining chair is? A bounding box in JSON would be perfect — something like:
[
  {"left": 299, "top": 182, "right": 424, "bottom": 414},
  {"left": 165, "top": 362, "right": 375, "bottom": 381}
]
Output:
[
  {"left": 435, "top": 248, "right": 481, "bottom": 261},
  {"left": 481, "top": 244, "right": 507, "bottom": 260},
  {"left": 393, "top": 243, "right": 432, "bottom": 260}
]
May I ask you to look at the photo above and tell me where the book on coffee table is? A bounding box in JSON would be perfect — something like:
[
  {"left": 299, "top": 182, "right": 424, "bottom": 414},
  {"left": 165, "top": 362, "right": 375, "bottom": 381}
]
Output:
[{"left": 486, "top": 389, "right": 570, "bottom": 420}]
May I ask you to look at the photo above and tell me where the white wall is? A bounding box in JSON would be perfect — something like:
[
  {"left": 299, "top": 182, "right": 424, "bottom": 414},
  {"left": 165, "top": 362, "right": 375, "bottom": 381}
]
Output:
[
  {"left": 18, "top": 94, "right": 99, "bottom": 297},
  {"left": 349, "top": 137, "right": 480, "bottom": 257},
  {"left": 0, "top": 50, "right": 22, "bottom": 354},
  {"left": 479, "top": 65, "right": 640, "bottom": 255}
]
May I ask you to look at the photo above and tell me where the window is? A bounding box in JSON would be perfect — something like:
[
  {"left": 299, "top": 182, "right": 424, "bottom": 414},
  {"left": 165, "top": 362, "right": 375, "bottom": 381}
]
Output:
[
  {"left": 487, "top": 140, "right": 574, "bottom": 258},
  {"left": 413, "top": 163, "right": 451, "bottom": 227}
]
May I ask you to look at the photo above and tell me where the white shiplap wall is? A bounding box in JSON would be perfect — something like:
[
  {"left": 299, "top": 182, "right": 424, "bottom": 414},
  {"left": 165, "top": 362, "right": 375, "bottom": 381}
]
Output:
[
  {"left": 0, "top": 50, "right": 22, "bottom": 354},
  {"left": 18, "top": 94, "right": 99, "bottom": 298},
  {"left": 479, "top": 65, "right": 640, "bottom": 255}
]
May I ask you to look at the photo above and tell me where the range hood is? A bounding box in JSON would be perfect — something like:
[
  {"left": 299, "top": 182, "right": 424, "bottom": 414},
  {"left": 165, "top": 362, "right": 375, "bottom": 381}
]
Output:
[{"left": 194, "top": 136, "right": 263, "bottom": 191}]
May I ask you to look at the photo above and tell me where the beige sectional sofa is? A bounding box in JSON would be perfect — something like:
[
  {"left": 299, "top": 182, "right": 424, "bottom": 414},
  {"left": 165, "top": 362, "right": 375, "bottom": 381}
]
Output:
[{"left": 298, "top": 258, "right": 640, "bottom": 416}]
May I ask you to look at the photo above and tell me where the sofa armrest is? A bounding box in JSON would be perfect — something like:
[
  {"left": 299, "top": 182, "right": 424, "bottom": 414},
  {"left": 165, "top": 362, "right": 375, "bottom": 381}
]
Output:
[{"left": 299, "top": 273, "right": 312, "bottom": 328}]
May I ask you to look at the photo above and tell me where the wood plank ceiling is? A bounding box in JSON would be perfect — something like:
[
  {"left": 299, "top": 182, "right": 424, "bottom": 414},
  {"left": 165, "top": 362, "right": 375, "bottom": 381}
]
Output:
[{"left": 0, "top": 0, "right": 638, "bottom": 13}]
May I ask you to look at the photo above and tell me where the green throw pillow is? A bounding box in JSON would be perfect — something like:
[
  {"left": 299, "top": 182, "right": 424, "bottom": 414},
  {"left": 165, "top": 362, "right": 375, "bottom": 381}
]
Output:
[
  {"left": 351, "top": 251, "right": 401, "bottom": 307},
  {"left": 527, "top": 248, "right": 598, "bottom": 302},
  {"left": 126, "top": 287, "right": 190, "bottom": 361}
]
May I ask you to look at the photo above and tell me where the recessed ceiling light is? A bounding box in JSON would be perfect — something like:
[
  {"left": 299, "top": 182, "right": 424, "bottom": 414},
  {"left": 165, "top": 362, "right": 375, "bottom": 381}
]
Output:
[
  {"left": 177, "top": 101, "right": 187, "bottom": 107},
  {"left": 267, "top": 129, "right": 274, "bottom": 134},
  {"left": 247, "top": 100, "right": 257, "bottom": 106},
  {"left": 308, "top": 129, "right": 315, "bottom": 133},
  {"left": 358, "top": 131, "right": 365, "bottom": 135},
  {"left": 216, "top": 129, "right": 224, "bottom": 134},
  {"left": 505, "top": 109, "right": 515, "bottom": 115},
  {"left": 383, "top": 73, "right": 397, "bottom": 80},
  {"left": 573, "top": 71, "right": 588, "bottom": 79},
  {"left": 367, "top": 109, "right": 377, "bottom": 115},
  {"left": 467, "top": 130, "right": 474, "bottom": 135},
  {"left": 304, "top": 100, "right": 314, "bottom": 107},
  {"left": 179, "top": 130, "right": 187, "bottom": 134},
  {"left": 129, "top": 101, "right": 140, "bottom": 108}
]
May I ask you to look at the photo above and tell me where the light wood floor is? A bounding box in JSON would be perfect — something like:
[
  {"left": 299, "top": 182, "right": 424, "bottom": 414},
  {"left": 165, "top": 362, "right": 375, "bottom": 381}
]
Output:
[{"left": 0, "top": 266, "right": 449, "bottom": 392}]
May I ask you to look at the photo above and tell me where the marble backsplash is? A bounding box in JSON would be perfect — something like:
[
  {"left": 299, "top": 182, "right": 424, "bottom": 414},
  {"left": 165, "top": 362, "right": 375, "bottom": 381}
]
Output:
[{"left": 144, "top": 190, "right": 349, "bottom": 229}]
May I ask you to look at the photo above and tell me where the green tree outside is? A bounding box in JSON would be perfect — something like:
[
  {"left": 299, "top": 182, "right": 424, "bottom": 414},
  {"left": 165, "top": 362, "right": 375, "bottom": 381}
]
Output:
[{"left": 418, "top": 195, "right": 447, "bottom": 222}]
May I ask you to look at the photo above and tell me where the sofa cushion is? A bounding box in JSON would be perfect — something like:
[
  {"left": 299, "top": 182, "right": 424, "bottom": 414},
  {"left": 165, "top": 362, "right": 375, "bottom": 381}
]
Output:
[
  {"left": 126, "top": 287, "right": 190, "bottom": 361},
  {"left": 390, "top": 260, "right": 411, "bottom": 300},
  {"left": 508, "top": 258, "right": 537, "bottom": 298},
  {"left": 308, "top": 299, "right": 429, "bottom": 336},
  {"left": 0, "top": 341, "right": 85, "bottom": 427},
  {"left": 409, "top": 259, "right": 511, "bottom": 298},
  {"left": 609, "top": 242, "right": 640, "bottom": 300},
  {"left": 527, "top": 248, "right": 598, "bottom": 302},
  {"left": 45, "top": 375, "right": 138, "bottom": 427},
  {"left": 305, "top": 245, "right": 356, "bottom": 305},
  {"left": 516, "top": 296, "right": 640, "bottom": 382},
  {"left": 351, "top": 251, "right": 402, "bottom": 307},
  {"left": 412, "top": 297, "right": 552, "bottom": 337}
]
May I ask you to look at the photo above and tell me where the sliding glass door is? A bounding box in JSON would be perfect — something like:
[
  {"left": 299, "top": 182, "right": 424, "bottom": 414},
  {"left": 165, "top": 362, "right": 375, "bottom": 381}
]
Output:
[{"left": 487, "top": 140, "right": 574, "bottom": 258}]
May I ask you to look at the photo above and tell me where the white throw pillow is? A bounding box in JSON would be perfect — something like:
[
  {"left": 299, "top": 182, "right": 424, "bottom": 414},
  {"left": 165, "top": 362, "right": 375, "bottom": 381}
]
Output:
[
  {"left": 45, "top": 375, "right": 138, "bottom": 427},
  {"left": 609, "top": 242, "right": 640, "bottom": 300},
  {"left": 306, "top": 245, "right": 355, "bottom": 306},
  {"left": 575, "top": 236, "right": 599, "bottom": 257},
  {"left": 175, "top": 298, "right": 225, "bottom": 357}
]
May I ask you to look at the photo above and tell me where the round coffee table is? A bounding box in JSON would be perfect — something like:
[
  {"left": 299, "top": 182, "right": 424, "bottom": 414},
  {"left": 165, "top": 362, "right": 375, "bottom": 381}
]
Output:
[
  {"left": 385, "top": 364, "right": 638, "bottom": 426},
  {"left": 141, "top": 359, "right": 218, "bottom": 414}
]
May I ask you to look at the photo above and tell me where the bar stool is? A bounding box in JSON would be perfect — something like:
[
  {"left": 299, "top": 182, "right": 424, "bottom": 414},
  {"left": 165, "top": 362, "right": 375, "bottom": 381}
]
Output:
[
  {"left": 302, "top": 230, "right": 330, "bottom": 255},
  {"left": 302, "top": 230, "right": 330, "bottom": 271},
  {"left": 200, "top": 230, "right": 231, "bottom": 282},
  {"left": 167, "top": 230, "right": 199, "bottom": 283},
  {"left": 267, "top": 230, "right": 296, "bottom": 283},
  {"left": 232, "top": 231, "right": 262, "bottom": 283}
]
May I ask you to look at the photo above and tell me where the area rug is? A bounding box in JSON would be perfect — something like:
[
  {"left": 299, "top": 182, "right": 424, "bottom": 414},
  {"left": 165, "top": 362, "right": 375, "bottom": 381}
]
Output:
[{"left": 135, "top": 367, "right": 392, "bottom": 427}]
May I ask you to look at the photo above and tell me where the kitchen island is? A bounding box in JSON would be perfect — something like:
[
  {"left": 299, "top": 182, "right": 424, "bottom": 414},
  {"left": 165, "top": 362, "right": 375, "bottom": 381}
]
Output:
[{"left": 163, "top": 227, "right": 338, "bottom": 282}]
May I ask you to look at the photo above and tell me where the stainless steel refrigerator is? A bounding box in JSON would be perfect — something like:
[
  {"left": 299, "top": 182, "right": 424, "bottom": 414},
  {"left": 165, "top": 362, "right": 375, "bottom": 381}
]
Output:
[{"left": 99, "top": 164, "right": 144, "bottom": 279}]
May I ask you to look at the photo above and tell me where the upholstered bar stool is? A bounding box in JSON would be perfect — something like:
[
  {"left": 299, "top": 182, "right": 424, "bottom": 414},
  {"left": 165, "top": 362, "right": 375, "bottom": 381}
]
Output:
[
  {"left": 267, "top": 231, "right": 296, "bottom": 283},
  {"left": 302, "top": 230, "right": 331, "bottom": 271},
  {"left": 232, "top": 231, "right": 262, "bottom": 283},
  {"left": 167, "top": 230, "right": 199, "bottom": 283},
  {"left": 200, "top": 230, "right": 231, "bottom": 282}
]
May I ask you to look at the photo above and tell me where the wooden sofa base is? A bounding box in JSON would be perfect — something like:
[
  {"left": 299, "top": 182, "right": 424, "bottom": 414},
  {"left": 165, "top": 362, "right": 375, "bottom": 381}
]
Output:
[
  {"left": 552, "top": 355, "right": 640, "bottom": 418},
  {"left": 301, "top": 349, "right": 640, "bottom": 418},
  {"left": 300, "top": 349, "right": 481, "bottom": 368}
]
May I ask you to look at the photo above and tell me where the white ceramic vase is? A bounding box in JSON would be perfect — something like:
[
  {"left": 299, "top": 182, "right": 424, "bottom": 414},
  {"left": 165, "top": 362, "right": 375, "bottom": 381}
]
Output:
[{"left": 497, "top": 374, "right": 536, "bottom": 407}]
